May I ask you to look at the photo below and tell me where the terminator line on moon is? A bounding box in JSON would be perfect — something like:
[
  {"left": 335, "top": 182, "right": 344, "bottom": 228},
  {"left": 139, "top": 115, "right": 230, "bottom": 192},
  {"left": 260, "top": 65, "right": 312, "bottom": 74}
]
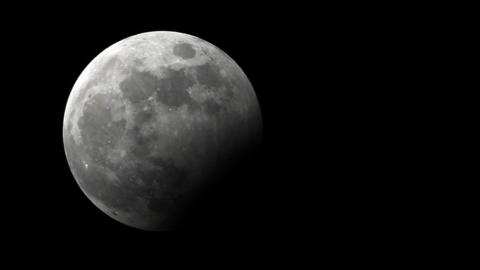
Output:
[{"left": 63, "top": 31, "right": 262, "bottom": 230}]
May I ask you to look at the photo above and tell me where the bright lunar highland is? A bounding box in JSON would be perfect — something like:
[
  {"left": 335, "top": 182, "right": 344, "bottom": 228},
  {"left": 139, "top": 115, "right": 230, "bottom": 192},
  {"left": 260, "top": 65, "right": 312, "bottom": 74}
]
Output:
[{"left": 63, "top": 31, "right": 262, "bottom": 230}]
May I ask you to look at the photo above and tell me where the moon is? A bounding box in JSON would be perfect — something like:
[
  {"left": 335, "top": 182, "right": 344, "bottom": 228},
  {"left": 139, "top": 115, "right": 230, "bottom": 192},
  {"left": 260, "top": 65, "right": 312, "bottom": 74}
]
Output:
[{"left": 63, "top": 31, "right": 262, "bottom": 231}]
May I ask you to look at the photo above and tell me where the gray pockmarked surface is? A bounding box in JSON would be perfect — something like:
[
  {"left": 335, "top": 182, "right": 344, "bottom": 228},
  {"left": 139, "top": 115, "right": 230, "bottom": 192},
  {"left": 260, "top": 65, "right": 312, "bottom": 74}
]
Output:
[{"left": 63, "top": 31, "right": 262, "bottom": 230}]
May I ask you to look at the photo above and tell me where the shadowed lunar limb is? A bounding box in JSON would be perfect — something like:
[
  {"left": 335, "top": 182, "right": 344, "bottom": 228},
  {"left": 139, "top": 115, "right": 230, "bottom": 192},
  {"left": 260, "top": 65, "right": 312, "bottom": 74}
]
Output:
[{"left": 63, "top": 31, "right": 262, "bottom": 231}]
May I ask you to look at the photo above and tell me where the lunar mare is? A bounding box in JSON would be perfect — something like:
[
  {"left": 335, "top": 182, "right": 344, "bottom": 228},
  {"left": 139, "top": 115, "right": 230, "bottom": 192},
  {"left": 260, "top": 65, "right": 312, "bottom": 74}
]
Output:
[{"left": 63, "top": 31, "right": 262, "bottom": 230}]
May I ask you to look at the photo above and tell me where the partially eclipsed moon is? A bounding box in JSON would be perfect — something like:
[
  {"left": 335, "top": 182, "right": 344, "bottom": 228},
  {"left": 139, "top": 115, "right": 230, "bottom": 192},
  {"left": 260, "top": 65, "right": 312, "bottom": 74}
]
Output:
[{"left": 63, "top": 31, "right": 262, "bottom": 230}]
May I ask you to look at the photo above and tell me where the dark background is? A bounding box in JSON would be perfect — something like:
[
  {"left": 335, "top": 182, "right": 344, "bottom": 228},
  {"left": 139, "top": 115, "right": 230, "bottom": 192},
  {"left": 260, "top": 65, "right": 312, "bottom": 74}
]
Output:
[
  {"left": 2, "top": 4, "right": 418, "bottom": 250},
  {"left": 3, "top": 5, "right": 322, "bottom": 240}
]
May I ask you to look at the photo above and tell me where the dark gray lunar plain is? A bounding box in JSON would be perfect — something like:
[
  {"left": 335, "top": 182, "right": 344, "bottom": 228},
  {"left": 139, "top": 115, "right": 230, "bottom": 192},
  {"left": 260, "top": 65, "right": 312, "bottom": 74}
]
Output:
[{"left": 63, "top": 31, "right": 262, "bottom": 230}]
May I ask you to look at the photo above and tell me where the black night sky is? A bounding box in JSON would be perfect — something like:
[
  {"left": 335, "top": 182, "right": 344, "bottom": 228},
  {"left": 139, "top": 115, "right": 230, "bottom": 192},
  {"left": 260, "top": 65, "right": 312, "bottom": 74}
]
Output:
[
  {"left": 3, "top": 3, "right": 413, "bottom": 254},
  {"left": 6, "top": 8, "right": 320, "bottom": 238}
]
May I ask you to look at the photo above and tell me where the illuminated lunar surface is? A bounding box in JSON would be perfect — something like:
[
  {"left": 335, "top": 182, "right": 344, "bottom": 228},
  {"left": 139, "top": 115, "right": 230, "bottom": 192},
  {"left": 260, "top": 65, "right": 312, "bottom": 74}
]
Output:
[{"left": 63, "top": 31, "right": 262, "bottom": 230}]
